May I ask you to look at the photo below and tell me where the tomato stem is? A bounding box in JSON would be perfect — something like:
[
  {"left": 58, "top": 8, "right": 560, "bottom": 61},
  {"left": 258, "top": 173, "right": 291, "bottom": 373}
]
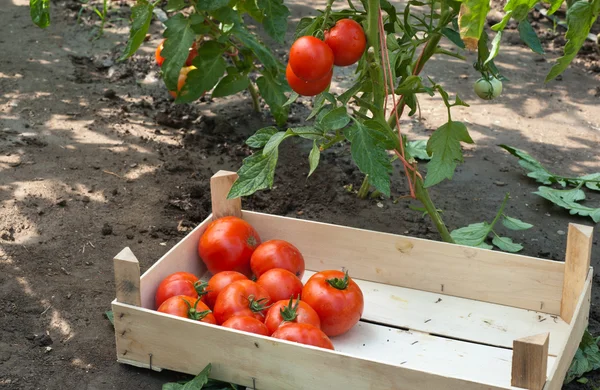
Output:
[
  {"left": 194, "top": 281, "right": 209, "bottom": 297},
  {"left": 326, "top": 271, "right": 350, "bottom": 290},
  {"left": 248, "top": 295, "right": 271, "bottom": 314},
  {"left": 320, "top": 0, "right": 336, "bottom": 32},
  {"left": 357, "top": 175, "right": 371, "bottom": 199},
  {"left": 280, "top": 296, "right": 300, "bottom": 322}
]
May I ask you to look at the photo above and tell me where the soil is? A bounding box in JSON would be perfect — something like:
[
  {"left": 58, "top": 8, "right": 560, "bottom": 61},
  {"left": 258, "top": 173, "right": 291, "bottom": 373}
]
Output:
[{"left": 1, "top": 0, "right": 599, "bottom": 388}]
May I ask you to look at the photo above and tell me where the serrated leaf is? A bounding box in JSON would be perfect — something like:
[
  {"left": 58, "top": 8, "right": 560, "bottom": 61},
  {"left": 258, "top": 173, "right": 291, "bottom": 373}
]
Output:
[
  {"left": 30, "top": 0, "right": 51, "bottom": 28},
  {"left": 492, "top": 236, "right": 523, "bottom": 252},
  {"left": 476, "top": 242, "right": 495, "bottom": 250},
  {"left": 518, "top": 20, "right": 544, "bottom": 54},
  {"left": 256, "top": 71, "right": 289, "bottom": 126},
  {"left": 196, "top": 0, "right": 228, "bottom": 10},
  {"left": 499, "top": 145, "right": 556, "bottom": 185},
  {"left": 546, "top": 1, "right": 599, "bottom": 82},
  {"left": 345, "top": 123, "right": 393, "bottom": 196},
  {"left": 502, "top": 216, "right": 533, "bottom": 231},
  {"left": 238, "top": 0, "right": 263, "bottom": 21},
  {"left": 263, "top": 130, "right": 293, "bottom": 156},
  {"left": 283, "top": 92, "right": 299, "bottom": 107},
  {"left": 246, "top": 127, "right": 278, "bottom": 148},
  {"left": 182, "top": 363, "right": 211, "bottom": 390},
  {"left": 424, "top": 121, "right": 473, "bottom": 187},
  {"left": 228, "top": 149, "right": 279, "bottom": 199},
  {"left": 177, "top": 43, "right": 226, "bottom": 102},
  {"left": 535, "top": 186, "right": 600, "bottom": 223},
  {"left": 565, "top": 329, "right": 600, "bottom": 384},
  {"left": 363, "top": 120, "right": 399, "bottom": 150},
  {"left": 581, "top": 173, "right": 600, "bottom": 191},
  {"left": 451, "top": 222, "right": 491, "bottom": 247},
  {"left": 257, "top": 0, "right": 290, "bottom": 43},
  {"left": 492, "top": 10, "right": 513, "bottom": 31},
  {"left": 306, "top": 94, "right": 329, "bottom": 120},
  {"left": 232, "top": 26, "right": 280, "bottom": 72},
  {"left": 212, "top": 73, "right": 250, "bottom": 98},
  {"left": 119, "top": 2, "right": 154, "bottom": 61},
  {"left": 162, "top": 383, "right": 183, "bottom": 390},
  {"left": 319, "top": 107, "right": 350, "bottom": 130},
  {"left": 458, "top": 0, "right": 491, "bottom": 50},
  {"left": 290, "top": 126, "right": 325, "bottom": 141},
  {"left": 441, "top": 27, "right": 465, "bottom": 49},
  {"left": 338, "top": 80, "right": 364, "bottom": 105},
  {"left": 485, "top": 31, "right": 502, "bottom": 65},
  {"left": 295, "top": 16, "right": 322, "bottom": 40},
  {"left": 166, "top": 0, "right": 186, "bottom": 12},
  {"left": 406, "top": 140, "right": 431, "bottom": 160},
  {"left": 161, "top": 14, "right": 196, "bottom": 90},
  {"left": 308, "top": 141, "right": 320, "bottom": 177},
  {"left": 105, "top": 310, "right": 114, "bottom": 326}
]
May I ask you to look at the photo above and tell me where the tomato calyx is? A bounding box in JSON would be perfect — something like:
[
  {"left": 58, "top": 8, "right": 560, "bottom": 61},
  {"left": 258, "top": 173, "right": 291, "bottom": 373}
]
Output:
[
  {"left": 326, "top": 271, "right": 350, "bottom": 290},
  {"left": 247, "top": 294, "right": 271, "bottom": 314},
  {"left": 193, "top": 281, "right": 209, "bottom": 297},
  {"left": 279, "top": 296, "right": 301, "bottom": 322},
  {"left": 247, "top": 235, "right": 258, "bottom": 247},
  {"left": 183, "top": 297, "right": 213, "bottom": 321}
]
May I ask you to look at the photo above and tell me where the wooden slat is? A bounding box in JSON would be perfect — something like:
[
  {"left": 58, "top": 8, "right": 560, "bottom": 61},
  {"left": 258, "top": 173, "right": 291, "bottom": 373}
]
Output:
[
  {"left": 139, "top": 217, "right": 212, "bottom": 309},
  {"left": 210, "top": 171, "right": 241, "bottom": 219},
  {"left": 244, "top": 211, "right": 565, "bottom": 314},
  {"left": 302, "top": 271, "right": 570, "bottom": 356},
  {"left": 544, "top": 269, "right": 592, "bottom": 390},
  {"left": 113, "top": 302, "right": 558, "bottom": 390},
  {"left": 561, "top": 224, "right": 593, "bottom": 323},
  {"left": 511, "top": 333, "right": 550, "bottom": 390},
  {"left": 114, "top": 247, "right": 141, "bottom": 307}
]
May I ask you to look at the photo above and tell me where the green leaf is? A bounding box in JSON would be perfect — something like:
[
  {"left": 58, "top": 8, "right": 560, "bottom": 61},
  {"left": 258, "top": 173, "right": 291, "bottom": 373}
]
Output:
[
  {"left": 546, "top": 1, "right": 599, "bottom": 82},
  {"left": 178, "top": 42, "right": 226, "bottom": 102},
  {"left": 485, "top": 31, "right": 502, "bottom": 65},
  {"left": 318, "top": 107, "right": 350, "bottom": 130},
  {"left": 212, "top": 72, "right": 250, "bottom": 98},
  {"left": 502, "top": 216, "right": 533, "bottom": 231},
  {"left": 565, "top": 329, "right": 600, "bottom": 384},
  {"left": 518, "top": 20, "right": 544, "bottom": 54},
  {"left": 196, "top": 0, "right": 228, "bottom": 11},
  {"left": 406, "top": 140, "right": 431, "bottom": 160},
  {"left": 581, "top": 173, "right": 600, "bottom": 191},
  {"left": 30, "top": 0, "right": 51, "bottom": 28},
  {"left": 306, "top": 94, "right": 329, "bottom": 120},
  {"left": 457, "top": 0, "right": 491, "bottom": 50},
  {"left": 256, "top": 71, "right": 289, "bottom": 126},
  {"left": 363, "top": 120, "right": 399, "bottom": 150},
  {"left": 290, "top": 126, "right": 325, "bottom": 141},
  {"left": 238, "top": 0, "right": 263, "bottom": 21},
  {"left": 534, "top": 186, "right": 600, "bottom": 223},
  {"left": 246, "top": 127, "right": 278, "bottom": 148},
  {"left": 548, "top": 0, "right": 565, "bottom": 14},
  {"left": 263, "top": 130, "right": 293, "bottom": 156},
  {"left": 295, "top": 16, "right": 322, "bottom": 40},
  {"left": 232, "top": 26, "right": 280, "bottom": 72},
  {"left": 228, "top": 149, "right": 279, "bottom": 199},
  {"left": 441, "top": 27, "right": 465, "bottom": 49},
  {"left": 162, "top": 383, "right": 184, "bottom": 390},
  {"left": 499, "top": 145, "right": 556, "bottom": 185},
  {"left": 492, "top": 236, "right": 523, "bottom": 252},
  {"left": 308, "top": 141, "right": 320, "bottom": 177},
  {"left": 105, "top": 310, "right": 114, "bottom": 326},
  {"left": 283, "top": 92, "right": 299, "bottom": 107},
  {"left": 161, "top": 14, "right": 196, "bottom": 90},
  {"left": 424, "top": 121, "right": 474, "bottom": 187},
  {"left": 182, "top": 363, "right": 212, "bottom": 390},
  {"left": 257, "top": 0, "right": 290, "bottom": 43},
  {"left": 338, "top": 80, "right": 364, "bottom": 105},
  {"left": 118, "top": 2, "right": 154, "bottom": 61},
  {"left": 451, "top": 222, "right": 491, "bottom": 247},
  {"left": 491, "top": 11, "right": 513, "bottom": 31},
  {"left": 345, "top": 123, "right": 393, "bottom": 196},
  {"left": 166, "top": 0, "right": 186, "bottom": 12}
]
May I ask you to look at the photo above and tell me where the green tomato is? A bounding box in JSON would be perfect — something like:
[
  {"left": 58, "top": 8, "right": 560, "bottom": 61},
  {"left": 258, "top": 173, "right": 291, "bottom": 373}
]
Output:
[{"left": 473, "top": 77, "right": 503, "bottom": 100}]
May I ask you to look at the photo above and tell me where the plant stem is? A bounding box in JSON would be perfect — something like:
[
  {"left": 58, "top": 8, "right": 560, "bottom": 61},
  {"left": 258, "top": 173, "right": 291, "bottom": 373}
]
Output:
[
  {"left": 248, "top": 82, "right": 260, "bottom": 112},
  {"left": 415, "top": 178, "right": 454, "bottom": 243},
  {"left": 320, "top": 0, "right": 336, "bottom": 32},
  {"left": 366, "top": 0, "right": 381, "bottom": 61},
  {"left": 357, "top": 175, "right": 371, "bottom": 199}
]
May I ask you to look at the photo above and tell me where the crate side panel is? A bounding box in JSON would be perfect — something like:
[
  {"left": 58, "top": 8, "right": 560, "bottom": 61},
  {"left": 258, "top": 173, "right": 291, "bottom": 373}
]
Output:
[
  {"left": 244, "top": 211, "right": 564, "bottom": 314},
  {"left": 139, "top": 215, "right": 213, "bottom": 309},
  {"left": 113, "top": 303, "right": 519, "bottom": 390}
]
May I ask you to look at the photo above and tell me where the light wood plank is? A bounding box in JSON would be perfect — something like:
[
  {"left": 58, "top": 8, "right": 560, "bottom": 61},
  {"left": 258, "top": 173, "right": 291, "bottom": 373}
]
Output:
[
  {"left": 113, "top": 301, "right": 558, "bottom": 390},
  {"left": 302, "top": 271, "right": 570, "bottom": 357},
  {"left": 114, "top": 247, "right": 141, "bottom": 307},
  {"left": 561, "top": 224, "right": 593, "bottom": 323},
  {"left": 511, "top": 333, "right": 549, "bottom": 390},
  {"left": 544, "top": 269, "right": 592, "bottom": 390},
  {"left": 139, "top": 216, "right": 212, "bottom": 309},
  {"left": 210, "top": 171, "right": 241, "bottom": 219},
  {"left": 244, "top": 211, "right": 565, "bottom": 314}
]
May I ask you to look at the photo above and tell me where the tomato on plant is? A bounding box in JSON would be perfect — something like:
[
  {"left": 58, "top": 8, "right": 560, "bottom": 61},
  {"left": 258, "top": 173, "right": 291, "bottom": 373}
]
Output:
[
  {"left": 155, "top": 271, "right": 206, "bottom": 309},
  {"left": 301, "top": 270, "right": 364, "bottom": 337},
  {"left": 271, "top": 323, "right": 334, "bottom": 350},
  {"left": 169, "top": 66, "right": 196, "bottom": 99},
  {"left": 204, "top": 271, "right": 248, "bottom": 310},
  {"left": 250, "top": 239, "right": 306, "bottom": 279},
  {"left": 221, "top": 316, "right": 269, "bottom": 336},
  {"left": 264, "top": 298, "right": 321, "bottom": 335},
  {"left": 155, "top": 39, "right": 166, "bottom": 67},
  {"left": 324, "top": 19, "right": 367, "bottom": 66},
  {"left": 256, "top": 268, "right": 303, "bottom": 303},
  {"left": 289, "top": 36, "right": 334, "bottom": 82},
  {"left": 286, "top": 64, "right": 332, "bottom": 97},
  {"left": 185, "top": 42, "right": 199, "bottom": 66},
  {"left": 157, "top": 295, "right": 216, "bottom": 324},
  {"left": 198, "top": 216, "right": 261, "bottom": 277},
  {"left": 473, "top": 77, "right": 503, "bottom": 100},
  {"left": 213, "top": 280, "right": 271, "bottom": 324}
]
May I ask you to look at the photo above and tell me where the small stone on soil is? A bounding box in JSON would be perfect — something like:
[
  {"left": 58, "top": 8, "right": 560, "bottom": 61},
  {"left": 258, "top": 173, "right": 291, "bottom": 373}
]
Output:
[
  {"left": 103, "top": 89, "right": 117, "bottom": 99},
  {"left": 56, "top": 199, "right": 67, "bottom": 207},
  {"left": 557, "top": 230, "right": 565, "bottom": 235},
  {"left": 101, "top": 224, "right": 113, "bottom": 236},
  {"left": 36, "top": 334, "right": 53, "bottom": 347},
  {"left": 494, "top": 181, "right": 506, "bottom": 186},
  {"left": 82, "top": 196, "right": 90, "bottom": 203}
]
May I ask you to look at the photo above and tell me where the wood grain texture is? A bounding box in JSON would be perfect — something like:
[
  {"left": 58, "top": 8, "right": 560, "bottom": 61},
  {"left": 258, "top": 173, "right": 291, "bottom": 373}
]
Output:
[
  {"left": 244, "top": 211, "right": 565, "bottom": 313},
  {"left": 561, "top": 224, "right": 593, "bottom": 323},
  {"left": 114, "top": 247, "right": 141, "bottom": 307},
  {"left": 210, "top": 171, "right": 241, "bottom": 219},
  {"left": 511, "top": 333, "right": 549, "bottom": 390}
]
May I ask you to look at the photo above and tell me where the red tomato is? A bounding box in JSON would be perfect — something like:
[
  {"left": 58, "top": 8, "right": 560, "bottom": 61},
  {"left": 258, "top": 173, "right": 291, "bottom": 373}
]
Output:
[
  {"left": 271, "top": 323, "right": 334, "bottom": 350},
  {"left": 221, "top": 316, "right": 269, "bottom": 336},
  {"left": 324, "top": 19, "right": 367, "bottom": 66},
  {"left": 256, "top": 269, "right": 303, "bottom": 303},
  {"left": 198, "top": 216, "right": 261, "bottom": 277},
  {"left": 204, "top": 271, "right": 248, "bottom": 310},
  {"left": 251, "top": 239, "right": 306, "bottom": 279},
  {"left": 213, "top": 280, "right": 271, "bottom": 324},
  {"left": 264, "top": 298, "right": 321, "bottom": 335},
  {"left": 301, "top": 270, "right": 364, "bottom": 337},
  {"left": 157, "top": 295, "right": 216, "bottom": 324},
  {"left": 185, "top": 42, "right": 199, "bottom": 66},
  {"left": 169, "top": 66, "right": 196, "bottom": 99},
  {"left": 289, "top": 36, "right": 334, "bottom": 82},
  {"left": 155, "top": 272, "right": 204, "bottom": 309},
  {"left": 156, "top": 40, "right": 198, "bottom": 67},
  {"left": 286, "top": 64, "right": 332, "bottom": 97}
]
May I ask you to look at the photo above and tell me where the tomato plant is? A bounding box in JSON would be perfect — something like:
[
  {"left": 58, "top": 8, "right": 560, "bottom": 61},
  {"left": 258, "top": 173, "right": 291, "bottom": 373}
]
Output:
[
  {"left": 213, "top": 279, "right": 271, "bottom": 324},
  {"left": 264, "top": 298, "right": 321, "bottom": 335},
  {"left": 204, "top": 270, "right": 248, "bottom": 310},
  {"left": 221, "top": 315, "right": 270, "bottom": 336},
  {"left": 271, "top": 323, "right": 334, "bottom": 350},
  {"left": 155, "top": 271, "right": 205, "bottom": 309},
  {"left": 324, "top": 19, "right": 367, "bottom": 66},
  {"left": 198, "top": 216, "right": 261, "bottom": 277},
  {"left": 250, "top": 239, "right": 305, "bottom": 279},
  {"left": 302, "top": 270, "right": 363, "bottom": 337},
  {"left": 157, "top": 295, "right": 216, "bottom": 324},
  {"left": 256, "top": 268, "right": 303, "bottom": 302}
]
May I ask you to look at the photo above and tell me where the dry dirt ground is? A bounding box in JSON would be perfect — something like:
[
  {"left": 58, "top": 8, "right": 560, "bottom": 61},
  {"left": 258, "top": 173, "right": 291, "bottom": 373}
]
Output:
[{"left": 1, "top": 0, "right": 600, "bottom": 388}]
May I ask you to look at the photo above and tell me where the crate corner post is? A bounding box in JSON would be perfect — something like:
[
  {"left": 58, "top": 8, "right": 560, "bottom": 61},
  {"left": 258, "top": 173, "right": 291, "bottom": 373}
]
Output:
[
  {"left": 210, "top": 170, "right": 241, "bottom": 219},
  {"left": 113, "top": 247, "right": 141, "bottom": 307},
  {"left": 561, "top": 223, "right": 593, "bottom": 324},
  {"left": 511, "top": 332, "right": 550, "bottom": 390}
]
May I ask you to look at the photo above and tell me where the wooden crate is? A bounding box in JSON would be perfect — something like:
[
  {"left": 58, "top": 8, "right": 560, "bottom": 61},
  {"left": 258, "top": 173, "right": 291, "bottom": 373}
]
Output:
[{"left": 112, "top": 171, "right": 593, "bottom": 390}]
